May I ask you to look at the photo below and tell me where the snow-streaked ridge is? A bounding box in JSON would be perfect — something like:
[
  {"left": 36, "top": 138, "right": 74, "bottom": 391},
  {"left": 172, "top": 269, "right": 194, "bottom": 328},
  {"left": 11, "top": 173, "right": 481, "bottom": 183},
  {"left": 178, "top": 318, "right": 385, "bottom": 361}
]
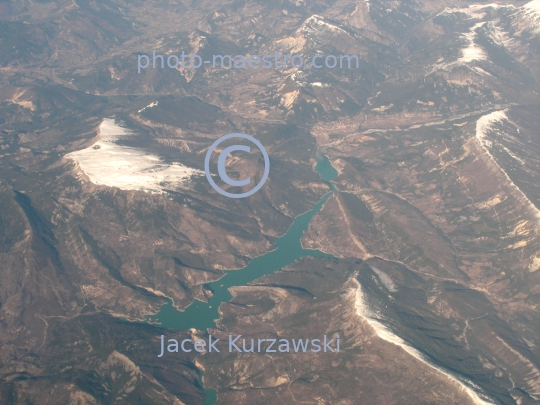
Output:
[
  {"left": 475, "top": 111, "right": 540, "bottom": 222},
  {"left": 352, "top": 279, "right": 496, "bottom": 405},
  {"left": 519, "top": 0, "right": 540, "bottom": 34},
  {"left": 476, "top": 110, "right": 508, "bottom": 144},
  {"left": 298, "top": 15, "right": 348, "bottom": 35},
  {"left": 67, "top": 118, "right": 203, "bottom": 194}
]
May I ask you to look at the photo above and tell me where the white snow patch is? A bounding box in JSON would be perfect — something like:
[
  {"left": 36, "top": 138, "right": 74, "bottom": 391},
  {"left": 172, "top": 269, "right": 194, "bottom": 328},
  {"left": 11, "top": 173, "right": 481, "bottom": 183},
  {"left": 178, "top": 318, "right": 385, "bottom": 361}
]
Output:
[
  {"left": 501, "top": 145, "right": 525, "bottom": 165},
  {"left": 476, "top": 110, "right": 507, "bottom": 145},
  {"left": 430, "top": 20, "right": 491, "bottom": 72},
  {"left": 522, "top": 0, "right": 540, "bottom": 33},
  {"left": 459, "top": 23, "right": 487, "bottom": 63},
  {"left": 352, "top": 279, "right": 496, "bottom": 405},
  {"left": 473, "top": 66, "right": 494, "bottom": 77},
  {"left": 524, "top": 0, "right": 540, "bottom": 16},
  {"left": 469, "top": 3, "right": 506, "bottom": 10},
  {"left": 439, "top": 6, "right": 486, "bottom": 20},
  {"left": 466, "top": 3, "right": 510, "bottom": 18},
  {"left": 67, "top": 118, "right": 203, "bottom": 194},
  {"left": 432, "top": 4, "right": 521, "bottom": 72},
  {"left": 138, "top": 101, "right": 158, "bottom": 113},
  {"left": 438, "top": 4, "right": 514, "bottom": 19},
  {"left": 370, "top": 266, "right": 397, "bottom": 292},
  {"left": 298, "top": 15, "right": 348, "bottom": 36}
]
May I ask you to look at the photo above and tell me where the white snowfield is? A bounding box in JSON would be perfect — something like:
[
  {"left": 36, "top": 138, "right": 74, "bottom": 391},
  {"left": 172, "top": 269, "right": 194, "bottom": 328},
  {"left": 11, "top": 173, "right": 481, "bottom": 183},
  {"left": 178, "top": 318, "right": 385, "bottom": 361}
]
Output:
[
  {"left": 523, "top": 0, "right": 540, "bottom": 33},
  {"left": 67, "top": 118, "right": 203, "bottom": 193}
]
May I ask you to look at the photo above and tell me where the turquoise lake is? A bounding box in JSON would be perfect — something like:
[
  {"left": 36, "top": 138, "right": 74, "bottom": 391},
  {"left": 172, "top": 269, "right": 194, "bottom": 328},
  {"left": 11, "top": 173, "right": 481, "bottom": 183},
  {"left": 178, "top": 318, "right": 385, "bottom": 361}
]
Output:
[{"left": 149, "top": 157, "right": 338, "bottom": 405}]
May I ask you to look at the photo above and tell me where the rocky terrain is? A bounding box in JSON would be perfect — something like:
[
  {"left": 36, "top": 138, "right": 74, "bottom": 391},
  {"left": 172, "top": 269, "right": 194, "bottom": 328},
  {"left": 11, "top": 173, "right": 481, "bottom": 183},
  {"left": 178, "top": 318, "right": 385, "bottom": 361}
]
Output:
[
  {"left": 0, "top": 0, "right": 539, "bottom": 404},
  {"left": 203, "top": 258, "right": 494, "bottom": 404}
]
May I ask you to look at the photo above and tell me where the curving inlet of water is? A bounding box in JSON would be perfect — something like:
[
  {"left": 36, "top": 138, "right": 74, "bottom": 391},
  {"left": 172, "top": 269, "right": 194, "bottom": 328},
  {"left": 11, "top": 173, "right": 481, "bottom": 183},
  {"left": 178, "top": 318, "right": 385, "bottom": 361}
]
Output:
[
  {"left": 146, "top": 155, "right": 495, "bottom": 405},
  {"left": 148, "top": 157, "right": 338, "bottom": 404}
]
